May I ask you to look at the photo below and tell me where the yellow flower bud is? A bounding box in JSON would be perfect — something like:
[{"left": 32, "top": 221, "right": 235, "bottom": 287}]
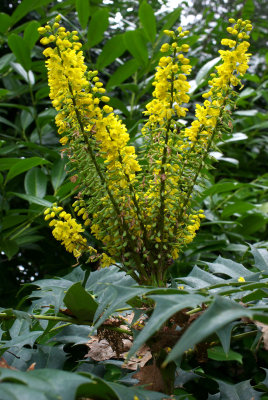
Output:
[
  {"left": 101, "top": 96, "right": 110, "bottom": 102},
  {"left": 38, "top": 27, "right": 46, "bottom": 34},
  {"left": 40, "top": 37, "right": 50, "bottom": 45},
  {"left": 181, "top": 44, "right": 189, "bottom": 52},
  {"left": 160, "top": 43, "right": 170, "bottom": 53}
]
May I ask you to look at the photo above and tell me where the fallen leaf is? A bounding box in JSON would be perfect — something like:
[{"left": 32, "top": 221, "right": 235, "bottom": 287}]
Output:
[
  {"left": 133, "top": 361, "right": 165, "bottom": 392},
  {"left": 27, "top": 362, "right": 36, "bottom": 371},
  {"left": 122, "top": 344, "right": 152, "bottom": 370},
  {"left": 0, "top": 357, "right": 17, "bottom": 370},
  {"left": 86, "top": 338, "right": 116, "bottom": 361}
]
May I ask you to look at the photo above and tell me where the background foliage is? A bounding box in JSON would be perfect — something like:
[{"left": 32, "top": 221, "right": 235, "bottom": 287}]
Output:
[{"left": 0, "top": 0, "right": 267, "bottom": 398}]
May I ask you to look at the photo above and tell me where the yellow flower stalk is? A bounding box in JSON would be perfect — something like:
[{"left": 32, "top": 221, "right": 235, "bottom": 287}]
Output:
[{"left": 40, "top": 17, "right": 252, "bottom": 285}]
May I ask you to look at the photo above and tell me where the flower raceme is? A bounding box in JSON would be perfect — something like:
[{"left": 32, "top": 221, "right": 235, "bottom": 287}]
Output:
[{"left": 40, "top": 17, "right": 252, "bottom": 285}]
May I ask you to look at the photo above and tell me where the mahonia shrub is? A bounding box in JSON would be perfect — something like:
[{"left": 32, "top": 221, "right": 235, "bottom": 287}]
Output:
[{"left": 40, "top": 16, "right": 252, "bottom": 286}]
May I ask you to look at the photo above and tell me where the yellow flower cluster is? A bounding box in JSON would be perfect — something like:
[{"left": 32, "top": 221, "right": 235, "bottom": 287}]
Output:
[
  {"left": 39, "top": 17, "right": 140, "bottom": 188},
  {"left": 44, "top": 205, "right": 87, "bottom": 258},
  {"left": 184, "top": 18, "right": 252, "bottom": 149},
  {"left": 40, "top": 16, "right": 252, "bottom": 285},
  {"left": 143, "top": 27, "right": 191, "bottom": 133}
]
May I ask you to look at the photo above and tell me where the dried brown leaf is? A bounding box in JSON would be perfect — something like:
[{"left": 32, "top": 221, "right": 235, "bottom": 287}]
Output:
[
  {"left": 27, "top": 362, "right": 36, "bottom": 371},
  {"left": 0, "top": 357, "right": 17, "bottom": 370},
  {"left": 86, "top": 338, "right": 116, "bottom": 361},
  {"left": 133, "top": 361, "right": 165, "bottom": 392}
]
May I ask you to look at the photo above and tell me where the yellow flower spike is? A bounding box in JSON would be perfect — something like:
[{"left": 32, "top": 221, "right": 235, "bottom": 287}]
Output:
[
  {"left": 238, "top": 277, "right": 245, "bottom": 282},
  {"left": 55, "top": 15, "right": 61, "bottom": 22}
]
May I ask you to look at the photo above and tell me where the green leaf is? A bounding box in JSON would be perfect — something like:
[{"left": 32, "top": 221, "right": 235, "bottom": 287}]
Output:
[
  {"left": 236, "top": 214, "right": 267, "bottom": 235},
  {"left": 216, "top": 322, "right": 239, "bottom": 354},
  {"left": 139, "top": 1, "right": 156, "bottom": 43},
  {"left": 8, "top": 34, "right": 31, "bottom": 71},
  {"left": 20, "top": 109, "right": 34, "bottom": 131},
  {"left": 219, "top": 132, "right": 248, "bottom": 145},
  {"left": 9, "top": 193, "right": 52, "bottom": 207},
  {"left": 207, "top": 346, "right": 243, "bottom": 364},
  {"left": 202, "top": 181, "right": 243, "bottom": 196},
  {"left": 124, "top": 30, "right": 148, "bottom": 65},
  {"left": 195, "top": 57, "right": 221, "bottom": 86},
  {"left": 106, "top": 381, "right": 166, "bottom": 400},
  {"left": 242, "top": 0, "right": 255, "bottom": 19},
  {"left": 237, "top": 87, "right": 255, "bottom": 100},
  {"left": 164, "top": 297, "right": 252, "bottom": 366},
  {"left": 11, "top": 62, "right": 35, "bottom": 85},
  {"left": 96, "top": 34, "right": 126, "bottom": 70},
  {"left": 216, "top": 379, "right": 263, "bottom": 400},
  {"left": 87, "top": 8, "right": 109, "bottom": 48},
  {"left": 63, "top": 282, "right": 98, "bottom": 321},
  {"left": 128, "top": 294, "right": 204, "bottom": 358},
  {"left": 24, "top": 167, "right": 48, "bottom": 198},
  {"left": 76, "top": 0, "right": 91, "bottom": 29},
  {"left": 0, "top": 383, "right": 48, "bottom": 400},
  {"left": 249, "top": 244, "right": 268, "bottom": 273},
  {"left": 10, "top": 0, "right": 52, "bottom": 26},
  {"left": 107, "top": 59, "right": 139, "bottom": 89},
  {"left": 24, "top": 20, "right": 40, "bottom": 49},
  {"left": 52, "top": 325, "right": 93, "bottom": 345},
  {"left": 1, "top": 331, "right": 43, "bottom": 349},
  {"left": 0, "top": 53, "right": 15, "bottom": 73},
  {"left": 0, "top": 238, "right": 19, "bottom": 260},
  {"left": 0, "top": 369, "right": 94, "bottom": 400},
  {"left": 6, "top": 157, "right": 50, "bottom": 183},
  {"left": 206, "top": 256, "right": 252, "bottom": 278},
  {"left": 0, "top": 158, "right": 20, "bottom": 171},
  {"left": 51, "top": 158, "right": 67, "bottom": 191},
  {"left": 55, "top": 181, "right": 76, "bottom": 199},
  {"left": 234, "top": 109, "right": 258, "bottom": 116},
  {"left": 221, "top": 201, "right": 255, "bottom": 218},
  {"left": 0, "top": 13, "right": 12, "bottom": 34},
  {"left": 93, "top": 285, "right": 148, "bottom": 330}
]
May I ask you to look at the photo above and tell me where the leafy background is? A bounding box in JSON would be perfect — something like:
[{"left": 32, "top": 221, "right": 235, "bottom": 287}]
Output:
[{"left": 0, "top": 0, "right": 267, "bottom": 398}]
